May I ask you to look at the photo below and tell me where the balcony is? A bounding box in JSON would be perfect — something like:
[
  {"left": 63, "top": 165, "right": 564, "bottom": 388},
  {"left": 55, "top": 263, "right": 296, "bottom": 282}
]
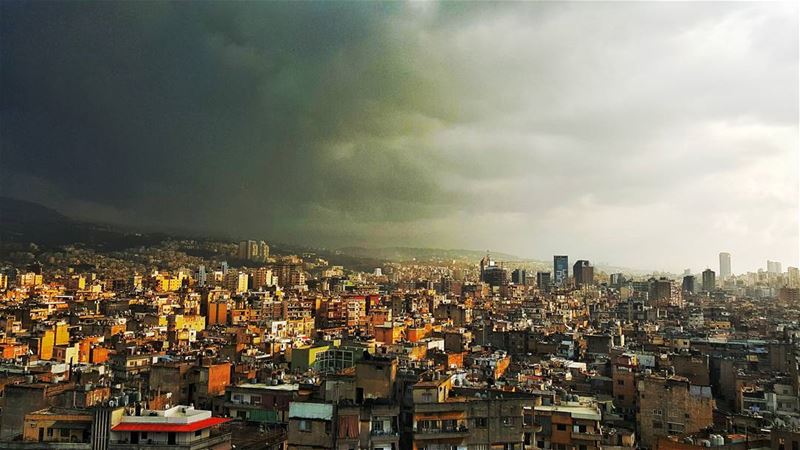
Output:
[
  {"left": 413, "top": 426, "right": 470, "bottom": 440},
  {"left": 571, "top": 432, "right": 601, "bottom": 442},
  {"left": 224, "top": 400, "right": 263, "bottom": 409},
  {"left": 370, "top": 429, "right": 400, "bottom": 443},
  {"left": 109, "top": 432, "right": 232, "bottom": 450}
]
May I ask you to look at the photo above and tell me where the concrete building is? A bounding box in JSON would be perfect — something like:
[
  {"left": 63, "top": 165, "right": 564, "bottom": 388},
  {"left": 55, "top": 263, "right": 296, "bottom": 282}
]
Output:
[
  {"left": 682, "top": 275, "right": 696, "bottom": 295},
  {"left": 224, "top": 383, "right": 300, "bottom": 424},
  {"left": 109, "top": 405, "right": 231, "bottom": 449},
  {"left": 534, "top": 403, "right": 603, "bottom": 450},
  {"left": 537, "top": 272, "right": 552, "bottom": 292},
  {"left": 286, "top": 402, "right": 335, "bottom": 450},
  {"left": 411, "top": 376, "right": 547, "bottom": 450},
  {"left": 573, "top": 260, "right": 594, "bottom": 287},
  {"left": 702, "top": 269, "right": 716, "bottom": 292},
  {"left": 0, "top": 381, "right": 76, "bottom": 440},
  {"left": 649, "top": 278, "right": 681, "bottom": 308},
  {"left": 512, "top": 268, "right": 527, "bottom": 285},
  {"left": 337, "top": 401, "right": 400, "bottom": 450},
  {"left": 637, "top": 375, "right": 715, "bottom": 448},
  {"left": 21, "top": 407, "right": 94, "bottom": 445}
]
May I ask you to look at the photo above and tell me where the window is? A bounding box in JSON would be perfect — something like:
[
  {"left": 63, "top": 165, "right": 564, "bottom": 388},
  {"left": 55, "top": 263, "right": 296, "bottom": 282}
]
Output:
[
  {"left": 195, "top": 430, "right": 202, "bottom": 437},
  {"left": 668, "top": 423, "right": 685, "bottom": 432},
  {"left": 299, "top": 420, "right": 311, "bottom": 432},
  {"left": 141, "top": 433, "right": 148, "bottom": 440},
  {"left": 652, "top": 409, "right": 662, "bottom": 416},
  {"left": 617, "top": 380, "right": 624, "bottom": 385},
  {"left": 556, "top": 424, "right": 567, "bottom": 431},
  {"left": 60, "top": 429, "right": 70, "bottom": 438},
  {"left": 372, "top": 420, "right": 384, "bottom": 432},
  {"left": 475, "top": 417, "right": 488, "bottom": 428},
  {"left": 617, "top": 395, "right": 625, "bottom": 401},
  {"left": 325, "top": 422, "right": 332, "bottom": 434},
  {"left": 47, "top": 429, "right": 54, "bottom": 437},
  {"left": 524, "top": 415, "right": 534, "bottom": 426},
  {"left": 502, "top": 417, "right": 513, "bottom": 427},
  {"left": 653, "top": 421, "right": 663, "bottom": 429}
]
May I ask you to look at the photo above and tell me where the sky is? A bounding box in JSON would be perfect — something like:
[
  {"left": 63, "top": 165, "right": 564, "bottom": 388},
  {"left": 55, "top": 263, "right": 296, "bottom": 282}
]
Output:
[{"left": 1, "top": 1, "right": 798, "bottom": 273}]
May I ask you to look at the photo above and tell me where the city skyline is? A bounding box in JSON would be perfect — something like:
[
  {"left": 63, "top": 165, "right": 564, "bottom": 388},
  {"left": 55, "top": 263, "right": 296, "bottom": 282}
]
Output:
[
  {"left": 1, "top": 1, "right": 798, "bottom": 274},
  {"left": 2, "top": 2, "right": 800, "bottom": 448}
]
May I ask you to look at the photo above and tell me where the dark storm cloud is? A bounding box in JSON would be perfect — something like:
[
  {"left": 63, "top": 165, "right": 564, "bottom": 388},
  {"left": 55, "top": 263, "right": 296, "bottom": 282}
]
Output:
[
  {"left": 1, "top": 1, "right": 797, "bottom": 271},
  {"left": 1, "top": 2, "right": 460, "bottom": 235}
]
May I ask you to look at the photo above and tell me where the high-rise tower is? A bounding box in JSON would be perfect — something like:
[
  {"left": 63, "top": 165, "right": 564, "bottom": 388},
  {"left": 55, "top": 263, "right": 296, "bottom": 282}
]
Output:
[
  {"left": 719, "top": 252, "right": 731, "bottom": 281},
  {"left": 554, "top": 255, "right": 569, "bottom": 287}
]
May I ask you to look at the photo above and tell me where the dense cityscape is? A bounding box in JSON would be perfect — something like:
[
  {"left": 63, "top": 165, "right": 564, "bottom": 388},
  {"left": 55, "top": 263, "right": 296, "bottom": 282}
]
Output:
[
  {"left": 0, "top": 227, "right": 798, "bottom": 450},
  {"left": 2, "top": 1, "right": 798, "bottom": 450}
]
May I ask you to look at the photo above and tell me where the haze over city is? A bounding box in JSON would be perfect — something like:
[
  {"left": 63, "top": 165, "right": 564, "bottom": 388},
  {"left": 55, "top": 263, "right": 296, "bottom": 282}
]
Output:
[{"left": 1, "top": 1, "right": 798, "bottom": 273}]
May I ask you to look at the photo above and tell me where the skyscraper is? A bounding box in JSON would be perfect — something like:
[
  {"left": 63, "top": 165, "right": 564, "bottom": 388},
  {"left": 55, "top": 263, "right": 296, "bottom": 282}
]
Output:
[
  {"left": 479, "top": 253, "right": 494, "bottom": 282},
  {"left": 238, "top": 240, "right": 251, "bottom": 260},
  {"left": 537, "top": 272, "right": 551, "bottom": 292},
  {"left": 789, "top": 267, "right": 800, "bottom": 288},
  {"left": 719, "top": 252, "right": 731, "bottom": 281},
  {"left": 767, "top": 260, "right": 782, "bottom": 274},
  {"left": 258, "top": 241, "right": 270, "bottom": 261},
  {"left": 682, "top": 275, "right": 696, "bottom": 295},
  {"left": 702, "top": 269, "right": 716, "bottom": 292},
  {"left": 239, "top": 239, "right": 270, "bottom": 262},
  {"left": 483, "top": 265, "right": 509, "bottom": 287},
  {"left": 573, "top": 260, "right": 594, "bottom": 287},
  {"left": 511, "top": 268, "right": 527, "bottom": 285},
  {"left": 554, "top": 255, "right": 569, "bottom": 287},
  {"left": 249, "top": 240, "right": 259, "bottom": 260},
  {"left": 197, "top": 265, "right": 207, "bottom": 287}
]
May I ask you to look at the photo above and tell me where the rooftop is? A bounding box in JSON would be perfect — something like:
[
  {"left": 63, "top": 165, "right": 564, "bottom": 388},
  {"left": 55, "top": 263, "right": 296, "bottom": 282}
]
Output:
[
  {"left": 535, "top": 404, "right": 602, "bottom": 421},
  {"left": 231, "top": 383, "right": 300, "bottom": 391},
  {"left": 120, "top": 405, "right": 214, "bottom": 425}
]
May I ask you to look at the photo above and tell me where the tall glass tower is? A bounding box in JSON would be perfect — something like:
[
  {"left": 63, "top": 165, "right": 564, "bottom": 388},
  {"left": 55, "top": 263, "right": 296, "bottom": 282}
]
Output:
[{"left": 554, "top": 255, "right": 569, "bottom": 287}]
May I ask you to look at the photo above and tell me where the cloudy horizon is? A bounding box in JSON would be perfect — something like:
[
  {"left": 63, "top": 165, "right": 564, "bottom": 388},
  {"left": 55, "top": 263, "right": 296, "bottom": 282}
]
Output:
[{"left": 1, "top": 1, "right": 798, "bottom": 273}]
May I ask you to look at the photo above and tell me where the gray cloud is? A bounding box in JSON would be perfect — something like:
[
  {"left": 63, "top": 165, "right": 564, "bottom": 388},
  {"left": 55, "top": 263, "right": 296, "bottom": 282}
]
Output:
[{"left": 1, "top": 1, "right": 797, "bottom": 272}]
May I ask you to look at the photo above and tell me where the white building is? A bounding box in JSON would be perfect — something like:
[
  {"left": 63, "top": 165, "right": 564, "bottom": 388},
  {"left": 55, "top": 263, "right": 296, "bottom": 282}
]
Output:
[{"left": 110, "top": 405, "right": 230, "bottom": 449}]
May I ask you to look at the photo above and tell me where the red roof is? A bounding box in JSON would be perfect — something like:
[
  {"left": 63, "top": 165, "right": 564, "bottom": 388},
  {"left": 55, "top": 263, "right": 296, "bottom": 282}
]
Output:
[{"left": 112, "top": 417, "right": 231, "bottom": 433}]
